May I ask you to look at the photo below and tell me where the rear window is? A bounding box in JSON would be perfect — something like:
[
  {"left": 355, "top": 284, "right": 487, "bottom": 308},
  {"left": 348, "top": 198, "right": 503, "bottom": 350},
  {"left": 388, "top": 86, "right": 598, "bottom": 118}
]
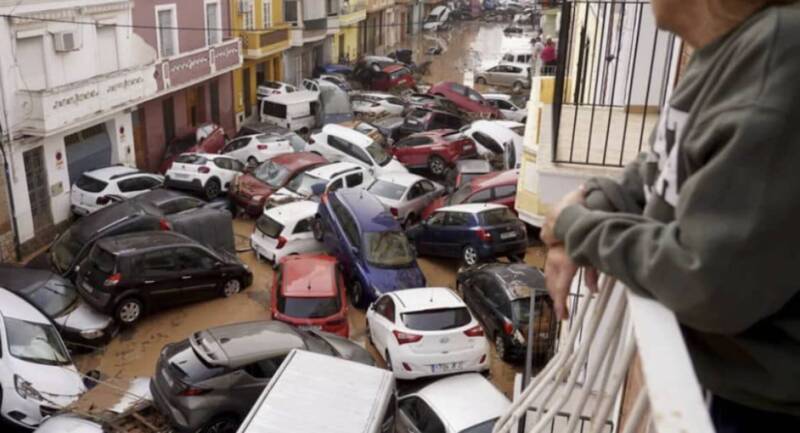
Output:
[
  {"left": 75, "top": 175, "right": 108, "bottom": 193},
  {"left": 256, "top": 214, "right": 284, "bottom": 238},
  {"left": 262, "top": 101, "right": 288, "bottom": 119},
  {"left": 278, "top": 294, "right": 341, "bottom": 319},
  {"left": 367, "top": 180, "right": 406, "bottom": 200},
  {"left": 480, "top": 208, "right": 517, "bottom": 225},
  {"left": 390, "top": 68, "right": 411, "bottom": 80},
  {"left": 263, "top": 81, "right": 282, "bottom": 89},
  {"left": 89, "top": 246, "right": 116, "bottom": 274},
  {"left": 401, "top": 307, "right": 472, "bottom": 331},
  {"left": 174, "top": 154, "right": 207, "bottom": 165}
]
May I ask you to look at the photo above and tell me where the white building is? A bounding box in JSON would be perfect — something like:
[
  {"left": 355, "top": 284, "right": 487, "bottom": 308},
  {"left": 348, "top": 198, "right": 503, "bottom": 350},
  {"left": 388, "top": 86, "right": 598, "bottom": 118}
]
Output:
[{"left": 0, "top": 0, "right": 158, "bottom": 255}]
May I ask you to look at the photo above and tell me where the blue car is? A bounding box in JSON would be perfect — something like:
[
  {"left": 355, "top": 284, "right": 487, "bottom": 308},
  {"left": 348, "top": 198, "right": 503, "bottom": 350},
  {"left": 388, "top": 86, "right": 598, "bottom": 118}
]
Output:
[
  {"left": 312, "top": 189, "right": 427, "bottom": 307},
  {"left": 407, "top": 203, "right": 528, "bottom": 266},
  {"left": 322, "top": 64, "right": 354, "bottom": 76}
]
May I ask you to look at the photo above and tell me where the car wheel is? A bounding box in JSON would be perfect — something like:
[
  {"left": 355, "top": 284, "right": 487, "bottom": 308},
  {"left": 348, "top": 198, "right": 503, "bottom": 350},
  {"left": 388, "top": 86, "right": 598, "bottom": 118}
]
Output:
[
  {"left": 428, "top": 155, "right": 447, "bottom": 176},
  {"left": 204, "top": 179, "right": 221, "bottom": 200},
  {"left": 312, "top": 216, "right": 324, "bottom": 241},
  {"left": 247, "top": 156, "right": 258, "bottom": 169},
  {"left": 475, "top": 77, "right": 487, "bottom": 85},
  {"left": 350, "top": 279, "right": 365, "bottom": 308},
  {"left": 201, "top": 415, "right": 240, "bottom": 433},
  {"left": 221, "top": 279, "right": 242, "bottom": 298},
  {"left": 495, "top": 334, "right": 511, "bottom": 362},
  {"left": 512, "top": 81, "right": 524, "bottom": 93},
  {"left": 463, "top": 245, "right": 480, "bottom": 266},
  {"left": 116, "top": 298, "right": 144, "bottom": 325}
]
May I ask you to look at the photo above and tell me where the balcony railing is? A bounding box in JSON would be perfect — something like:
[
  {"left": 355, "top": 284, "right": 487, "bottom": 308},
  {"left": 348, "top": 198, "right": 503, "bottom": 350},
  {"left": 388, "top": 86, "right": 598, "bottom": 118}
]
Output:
[
  {"left": 551, "top": 0, "right": 680, "bottom": 167},
  {"left": 340, "top": 0, "right": 367, "bottom": 16},
  {"left": 242, "top": 26, "right": 290, "bottom": 59},
  {"left": 493, "top": 275, "right": 715, "bottom": 433}
]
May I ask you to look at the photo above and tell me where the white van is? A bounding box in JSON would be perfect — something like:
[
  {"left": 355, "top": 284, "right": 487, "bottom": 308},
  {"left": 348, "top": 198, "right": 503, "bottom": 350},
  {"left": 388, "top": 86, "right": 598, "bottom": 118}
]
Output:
[
  {"left": 423, "top": 6, "right": 451, "bottom": 31},
  {"left": 259, "top": 90, "right": 321, "bottom": 134},
  {"left": 236, "top": 349, "right": 396, "bottom": 433}
]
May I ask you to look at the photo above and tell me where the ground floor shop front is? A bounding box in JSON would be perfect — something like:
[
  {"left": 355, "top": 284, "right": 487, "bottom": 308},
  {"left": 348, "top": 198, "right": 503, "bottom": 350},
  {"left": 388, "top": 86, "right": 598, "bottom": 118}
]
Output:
[{"left": 283, "top": 38, "right": 329, "bottom": 86}]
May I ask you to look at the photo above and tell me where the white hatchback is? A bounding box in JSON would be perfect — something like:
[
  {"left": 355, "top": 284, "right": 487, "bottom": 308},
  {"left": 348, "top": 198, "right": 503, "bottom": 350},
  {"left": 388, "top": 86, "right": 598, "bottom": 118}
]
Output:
[
  {"left": 366, "top": 173, "right": 445, "bottom": 226},
  {"left": 164, "top": 153, "right": 246, "bottom": 199},
  {"left": 221, "top": 133, "right": 297, "bottom": 166},
  {"left": 0, "top": 288, "right": 86, "bottom": 429},
  {"left": 250, "top": 200, "right": 325, "bottom": 266},
  {"left": 483, "top": 93, "right": 527, "bottom": 123},
  {"left": 257, "top": 80, "right": 297, "bottom": 100},
  {"left": 70, "top": 166, "right": 163, "bottom": 216},
  {"left": 367, "top": 287, "right": 489, "bottom": 380},
  {"left": 266, "top": 162, "right": 372, "bottom": 208},
  {"left": 352, "top": 92, "right": 407, "bottom": 118},
  {"left": 308, "top": 124, "right": 408, "bottom": 176}
]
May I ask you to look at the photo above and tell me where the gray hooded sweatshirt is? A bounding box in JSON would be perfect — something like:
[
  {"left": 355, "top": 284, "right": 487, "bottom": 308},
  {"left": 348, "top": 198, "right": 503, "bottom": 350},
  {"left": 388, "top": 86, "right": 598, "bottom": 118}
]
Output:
[{"left": 554, "top": 4, "right": 800, "bottom": 415}]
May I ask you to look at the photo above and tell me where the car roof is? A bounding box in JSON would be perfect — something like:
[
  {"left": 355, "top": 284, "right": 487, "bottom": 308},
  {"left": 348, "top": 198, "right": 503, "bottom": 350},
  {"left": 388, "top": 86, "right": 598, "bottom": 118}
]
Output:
[
  {"left": 82, "top": 165, "right": 140, "bottom": 181},
  {"left": 383, "top": 64, "right": 407, "bottom": 73},
  {"left": 281, "top": 254, "right": 338, "bottom": 298},
  {"left": 264, "top": 200, "right": 319, "bottom": 222},
  {"left": 456, "top": 159, "right": 493, "bottom": 173},
  {"left": 474, "top": 263, "right": 546, "bottom": 299},
  {"left": 412, "top": 128, "right": 457, "bottom": 139},
  {"left": 375, "top": 172, "right": 428, "bottom": 188},
  {"left": 193, "top": 321, "right": 305, "bottom": 369},
  {"left": 415, "top": 373, "right": 509, "bottom": 432},
  {"left": 308, "top": 161, "right": 363, "bottom": 179},
  {"left": 69, "top": 201, "right": 148, "bottom": 242},
  {"left": 482, "top": 93, "right": 512, "bottom": 101},
  {"left": 321, "top": 124, "right": 374, "bottom": 149},
  {"left": 0, "top": 264, "right": 58, "bottom": 293},
  {"left": 270, "top": 152, "right": 327, "bottom": 170},
  {"left": 95, "top": 231, "right": 197, "bottom": 254},
  {"left": 438, "top": 203, "right": 507, "bottom": 214},
  {"left": 472, "top": 169, "right": 519, "bottom": 189},
  {"left": 264, "top": 90, "right": 319, "bottom": 104},
  {"left": 0, "top": 287, "right": 51, "bottom": 323},
  {"left": 391, "top": 287, "right": 464, "bottom": 312},
  {"left": 132, "top": 188, "right": 199, "bottom": 208},
  {"left": 335, "top": 189, "right": 399, "bottom": 232},
  {"left": 181, "top": 152, "right": 228, "bottom": 160}
]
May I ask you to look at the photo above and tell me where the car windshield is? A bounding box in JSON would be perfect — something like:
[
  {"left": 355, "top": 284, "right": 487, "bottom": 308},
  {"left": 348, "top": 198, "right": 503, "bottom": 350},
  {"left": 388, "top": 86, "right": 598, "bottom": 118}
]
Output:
[
  {"left": 253, "top": 160, "right": 291, "bottom": 188},
  {"left": 512, "top": 298, "right": 531, "bottom": 326},
  {"left": 402, "top": 307, "right": 471, "bottom": 331},
  {"left": 5, "top": 318, "right": 70, "bottom": 365},
  {"left": 256, "top": 214, "right": 284, "bottom": 238},
  {"left": 75, "top": 175, "right": 107, "bottom": 193},
  {"left": 174, "top": 154, "right": 207, "bottom": 165},
  {"left": 448, "top": 182, "right": 474, "bottom": 205},
  {"left": 27, "top": 279, "right": 79, "bottom": 318},
  {"left": 461, "top": 418, "right": 500, "bottom": 433},
  {"left": 51, "top": 227, "right": 84, "bottom": 273},
  {"left": 367, "top": 180, "right": 406, "bottom": 201},
  {"left": 364, "top": 231, "right": 415, "bottom": 268},
  {"left": 481, "top": 208, "right": 517, "bottom": 225},
  {"left": 285, "top": 172, "right": 324, "bottom": 196},
  {"left": 278, "top": 295, "right": 341, "bottom": 319},
  {"left": 366, "top": 142, "right": 393, "bottom": 166}
]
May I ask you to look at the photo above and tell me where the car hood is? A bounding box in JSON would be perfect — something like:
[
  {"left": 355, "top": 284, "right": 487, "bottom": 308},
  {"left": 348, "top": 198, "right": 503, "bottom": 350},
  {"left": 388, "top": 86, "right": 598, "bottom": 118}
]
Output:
[
  {"left": 380, "top": 158, "right": 409, "bottom": 174},
  {"left": 36, "top": 415, "right": 103, "bottom": 433},
  {"left": 363, "top": 264, "right": 426, "bottom": 293},
  {"left": 313, "top": 331, "right": 375, "bottom": 366},
  {"left": 238, "top": 175, "right": 277, "bottom": 197},
  {"left": 15, "top": 362, "right": 85, "bottom": 407},
  {"left": 53, "top": 299, "right": 114, "bottom": 334}
]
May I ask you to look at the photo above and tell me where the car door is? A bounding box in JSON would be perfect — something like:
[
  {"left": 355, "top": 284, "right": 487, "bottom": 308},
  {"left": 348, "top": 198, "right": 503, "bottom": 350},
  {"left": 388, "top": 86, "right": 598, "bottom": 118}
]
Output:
[
  {"left": 213, "top": 157, "right": 246, "bottom": 190},
  {"left": 289, "top": 216, "right": 320, "bottom": 254},
  {"left": 174, "top": 247, "right": 221, "bottom": 302},
  {"left": 485, "top": 65, "right": 503, "bottom": 85},
  {"left": 326, "top": 135, "right": 354, "bottom": 163},
  {"left": 117, "top": 175, "right": 163, "bottom": 200},
  {"left": 222, "top": 137, "right": 251, "bottom": 161},
  {"left": 136, "top": 250, "right": 185, "bottom": 308},
  {"left": 485, "top": 280, "right": 513, "bottom": 337},
  {"left": 440, "top": 211, "right": 471, "bottom": 257},
  {"left": 344, "top": 170, "right": 366, "bottom": 189},
  {"left": 466, "top": 187, "right": 493, "bottom": 205},
  {"left": 417, "top": 211, "right": 447, "bottom": 255},
  {"left": 368, "top": 295, "right": 396, "bottom": 355},
  {"left": 235, "top": 354, "right": 288, "bottom": 407},
  {"left": 468, "top": 274, "right": 500, "bottom": 332},
  {"left": 404, "top": 181, "right": 427, "bottom": 218},
  {"left": 397, "top": 396, "right": 446, "bottom": 433}
]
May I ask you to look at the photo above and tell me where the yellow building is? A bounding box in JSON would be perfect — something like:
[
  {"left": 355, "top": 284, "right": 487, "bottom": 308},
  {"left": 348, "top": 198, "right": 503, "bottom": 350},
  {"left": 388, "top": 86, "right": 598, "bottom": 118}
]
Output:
[
  {"left": 334, "top": 0, "right": 367, "bottom": 62},
  {"left": 230, "top": 0, "right": 291, "bottom": 123}
]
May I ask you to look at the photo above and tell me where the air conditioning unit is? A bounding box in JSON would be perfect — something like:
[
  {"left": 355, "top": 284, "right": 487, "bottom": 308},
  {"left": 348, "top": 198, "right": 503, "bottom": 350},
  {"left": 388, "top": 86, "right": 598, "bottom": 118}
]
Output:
[{"left": 53, "top": 31, "right": 79, "bottom": 52}]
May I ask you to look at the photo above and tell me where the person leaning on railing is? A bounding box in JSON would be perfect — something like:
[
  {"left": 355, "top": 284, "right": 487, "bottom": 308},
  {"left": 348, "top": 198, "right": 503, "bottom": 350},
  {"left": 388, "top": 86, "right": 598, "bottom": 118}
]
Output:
[{"left": 540, "top": 1, "right": 800, "bottom": 432}]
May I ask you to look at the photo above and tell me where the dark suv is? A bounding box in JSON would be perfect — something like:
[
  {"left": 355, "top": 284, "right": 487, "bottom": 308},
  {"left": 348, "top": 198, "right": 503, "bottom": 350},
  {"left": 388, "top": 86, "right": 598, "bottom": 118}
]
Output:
[{"left": 76, "top": 231, "right": 252, "bottom": 325}]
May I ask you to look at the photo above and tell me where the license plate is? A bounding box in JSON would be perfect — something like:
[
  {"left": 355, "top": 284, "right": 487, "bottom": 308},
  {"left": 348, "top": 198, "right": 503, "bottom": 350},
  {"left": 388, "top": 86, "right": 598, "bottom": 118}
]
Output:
[
  {"left": 431, "top": 362, "right": 463, "bottom": 373},
  {"left": 501, "top": 231, "right": 517, "bottom": 240}
]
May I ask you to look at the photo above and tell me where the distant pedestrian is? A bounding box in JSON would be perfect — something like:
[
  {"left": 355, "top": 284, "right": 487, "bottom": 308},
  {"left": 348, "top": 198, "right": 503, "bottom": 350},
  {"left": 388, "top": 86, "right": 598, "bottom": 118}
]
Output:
[
  {"left": 531, "top": 36, "right": 544, "bottom": 78},
  {"left": 541, "top": 38, "right": 557, "bottom": 67}
]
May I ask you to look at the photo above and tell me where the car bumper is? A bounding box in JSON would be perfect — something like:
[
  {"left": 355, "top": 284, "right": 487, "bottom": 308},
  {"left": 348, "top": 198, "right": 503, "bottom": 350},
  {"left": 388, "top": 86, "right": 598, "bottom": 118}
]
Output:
[
  {"left": 165, "top": 177, "right": 204, "bottom": 192},
  {"left": 76, "top": 281, "right": 115, "bottom": 315},
  {"left": 231, "top": 194, "right": 266, "bottom": 217},
  {"left": 61, "top": 323, "right": 120, "bottom": 350},
  {"left": 1, "top": 387, "right": 72, "bottom": 429},
  {"left": 251, "top": 235, "right": 283, "bottom": 266},
  {"left": 390, "top": 342, "right": 490, "bottom": 380},
  {"left": 149, "top": 378, "right": 196, "bottom": 432}
]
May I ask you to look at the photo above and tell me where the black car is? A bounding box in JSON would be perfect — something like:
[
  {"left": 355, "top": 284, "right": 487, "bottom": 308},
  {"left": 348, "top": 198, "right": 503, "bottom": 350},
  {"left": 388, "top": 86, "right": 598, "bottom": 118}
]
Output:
[
  {"left": 50, "top": 189, "right": 232, "bottom": 278},
  {"left": 456, "top": 263, "right": 556, "bottom": 362},
  {"left": 0, "top": 264, "right": 116, "bottom": 350},
  {"left": 76, "top": 231, "right": 252, "bottom": 325},
  {"left": 375, "top": 108, "right": 467, "bottom": 142}
]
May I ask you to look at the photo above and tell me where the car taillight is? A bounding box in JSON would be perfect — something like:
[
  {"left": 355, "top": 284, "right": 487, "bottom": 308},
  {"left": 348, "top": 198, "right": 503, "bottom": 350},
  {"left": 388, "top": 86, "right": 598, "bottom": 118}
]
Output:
[
  {"left": 464, "top": 325, "right": 485, "bottom": 337},
  {"left": 276, "top": 236, "right": 287, "bottom": 249},
  {"left": 104, "top": 273, "right": 122, "bottom": 287},
  {"left": 477, "top": 228, "right": 492, "bottom": 242},
  {"left": 159, "top": 219, "right": 172, "bottom": 231},
  {"left": 402, "top": 362, "right": 413, "bottom": 371},
  {"left": 257, "top": 144, "right": 268, "bottom": 150},
  {"left": 179, "top": 386, "right": 210, "bottom": 397},
  {"left": 503, "top": 319, "right": 514, "bottom": 335},
  {"left": 393, "top": 330, "right": 423, "bottom": 345},
  {"left": 390, "top": 207, "right": 398, "bottom": 217},
  {"left": 198, "top": 166, "right": 210, "bottom": 174},
  {"left": 96, "top": 196, "right": 110, "bottom": 205}
]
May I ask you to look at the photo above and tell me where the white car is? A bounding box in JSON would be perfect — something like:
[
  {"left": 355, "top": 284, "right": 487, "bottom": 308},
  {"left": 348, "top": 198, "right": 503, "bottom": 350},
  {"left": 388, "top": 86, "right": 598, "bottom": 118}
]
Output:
[
  {"left": 251, "top": 200, "right": 325, "bottom": 266},
  {"left": 367, "top": 287, "right": 490, "bottom": 380},
  {"left": 257, "top": 80, "right": 297, "bottom": 100},
  {"left": 397, "top": 373, "right": 510, "bottom": 433},
  {"left": 366, "top": 173, "right": 445, "bottom": 226},
  {"left": 221, "top": 133, "right": 296, "bottom": 166},
  {"left": 164, "top": 153, "right": 246, "bottom": 199},
  {"left": 267, "top": 162, "right": 372, "bottom": 208},
  {"left": 70, "top": 166, "right": 163, "bottom": 216},
  {"left": 351, "top": 92, "right": 407, "bottom": 118},
  {"left": 461, "top": 120, "right": 525, "bottom": 169},
  {"left": 0, "top": 288, "right": 86, "bottom": 429},
  {"left": 308, "top": 124, "right": 408, "bottom": 176},
  {"left": 483, "top": 93, "right": 527, "bottom": 123}
]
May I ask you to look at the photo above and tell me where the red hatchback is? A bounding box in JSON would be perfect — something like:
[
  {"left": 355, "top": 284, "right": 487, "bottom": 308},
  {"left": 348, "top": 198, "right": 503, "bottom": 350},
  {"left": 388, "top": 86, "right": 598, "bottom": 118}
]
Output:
[
  {"left": 428, "top": 81, "right": 502, "bottom": 118},
  {"left": 271, "top": 254, "right": 349, "bottom": 337},
  {"left": 371, "top": 64, "right": 417, "bottom": 92},
  {"left": 391, "top": 129, "right": 478, "bottom": 177},
  {"left": 230, "top": 152, "right": 328, "bottom": 217},
  {"left": 422, "top": 168, "right": 519, "bottom": 218}
]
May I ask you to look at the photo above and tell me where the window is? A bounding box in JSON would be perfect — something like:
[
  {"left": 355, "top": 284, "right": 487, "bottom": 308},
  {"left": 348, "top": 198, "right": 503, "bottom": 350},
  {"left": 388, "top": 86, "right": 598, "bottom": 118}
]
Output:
[
  {"left": 374, "top": 296, "right": 395, "bottom": 322},
  {"left": 244, "top": 356, "right": 286, "bottom": 379},
  {"left": 420, "top": 180, "right": 435, "bottom": 193},
  {"left": 480, "top": 208, "right": 517, "bottom": 225},
  {"left": 402, "top": 307, "right": 471, "bottom": 331},
  {"left": 76, "top": 175, "right": 108, "bottom": 193},
  {"left": 407, "top": 182, "right": 426, "bottom": 200},
  {"left": 349, "top": 146, "right": 373, "bottom": 165},
  {"left": 205, "top": 1, "right": 222, "bottom": 45},
  {"left": 262, "top": 0, "right": 272, "bottom": 28},
  {"left": 328, "top": 178, "right": 344, "bottom": 192},
  {"left": 156, "top": 5, "right": 178, "bottom": 57},
  {"left": 368, "top": 179, "right": 406, "bottom": 200},
  {"left": 242, "top": 0, "right": 255, "bottom": 30},
  {"left": 140, "top": 250, "right": 178, "bottom": 273},
  {"left": 262, "top": 101, "right": 288, "bottom": 119},
  {"left": 223, "top": 137, "right": 249, "bottom": 153},
  {"left": 257, "top": 214, "right": 284, "bottom": 238},
  {"left": 494, "top": 184, "right": 517, "bottom": 199},
  {"left": 468, "top": 188, "right": 492, "bottom": 203},
  {"left": 285, "top": 0, "right": 298, "bottom": 22},
  {"left": 445, "top": 212, "right": 471, "bottom": 226},
  {"left": 332, "top": 202, "right": 359, "bottom": 247},
  {"left": 293, "top": 218, "right": 312, "bottom": 234},
  {"left": 399, "top": 397, "right": 446, "bottom": 433},
  {"left": 118, "top": 176, "right": 160, "bottom": 193},
  {"left": 176, "top": 248, "right": 216, "bottom": 271},
  {"left": 158, "top": 197, "right": 205, "bottom": 215},
  {"left": 328, "top": 135, "right": 351, "bottom": 153},
  {"left": 495, "top": 100, "right": 514, "bottom": 110},
  {"left": 345, "top": 172, "right": 364, "bottom": 187},
  {"left": 432, "top": 114, "right": 463, "bottom": 130},
  {"left": 427, "top": 212, "right": 446, "bottom": 226}
]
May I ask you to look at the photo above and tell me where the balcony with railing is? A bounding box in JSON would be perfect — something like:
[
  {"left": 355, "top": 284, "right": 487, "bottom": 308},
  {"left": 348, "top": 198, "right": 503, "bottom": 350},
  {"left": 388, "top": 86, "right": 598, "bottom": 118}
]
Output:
[
  {"left": 367, "top": 0, "right": 394, "bottom": 13},
  {"left": 241, "top": 25, "right": 291, "bottom": 59},
  {"left": 340, "top": 0, "right": 367, "bottom": 26}
]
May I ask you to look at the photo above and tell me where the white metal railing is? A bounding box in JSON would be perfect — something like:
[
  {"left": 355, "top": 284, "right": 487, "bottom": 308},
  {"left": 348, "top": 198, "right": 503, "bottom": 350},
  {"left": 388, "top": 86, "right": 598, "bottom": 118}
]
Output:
[{"left": 494, "top": 276, "right": 715, "bottom": 433}]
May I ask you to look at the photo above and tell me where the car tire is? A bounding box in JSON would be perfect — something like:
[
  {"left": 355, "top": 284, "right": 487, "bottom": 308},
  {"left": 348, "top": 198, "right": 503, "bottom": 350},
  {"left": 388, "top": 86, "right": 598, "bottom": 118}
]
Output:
[
  {"left": 512, "top": 81, "right": 524, "bottom": 93},
  {"left": 428, "top": 155, "right": 447, "bottom": 177},
  {"left": 350, "top": 279, "right": 365, "bottom": 308},
  {"left": 221, "top": 279, "right": 242, "bottom": 298},
  {"left": 475, "top": 77, "right": 487, "bottom": 85},
  {"left": 495, "top": 334, "right": 511, "bottom": 362},
  {"left": 312, "top": 216, "right": 324, "bottom": 241},
  {"left": 201, "top": 415, "right": 240, "bottom": 433},
  {"left": 462, "top": 245, "right": 480, "bottom": 266},
  {"left": 115, "top": 298, "right": 144, "bottom": 325},
  {"left": 204, "top": 179, "right": 221, "bottom": 200},
  {"left": 247, "top": 156, "right": 258, "bottom": 169}
]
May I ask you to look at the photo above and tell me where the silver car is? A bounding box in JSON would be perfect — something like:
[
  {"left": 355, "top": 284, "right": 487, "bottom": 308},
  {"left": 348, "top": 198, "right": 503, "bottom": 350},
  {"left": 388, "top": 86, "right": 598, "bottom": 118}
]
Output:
[
  {"left": 367, "top": 173, "right": 446, "bottom": 227},
  {"left": 149, "top": 321, "right": 373, "bottom": 433},
  {"left": 475, "top": 64, "right": 531, "bottom": 92}
]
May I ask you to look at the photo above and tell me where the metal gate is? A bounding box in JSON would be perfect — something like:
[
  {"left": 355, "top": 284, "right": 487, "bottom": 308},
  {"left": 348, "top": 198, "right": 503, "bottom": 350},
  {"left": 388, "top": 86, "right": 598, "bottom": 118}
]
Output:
[
  {"left": 23, "top": 146, "right": 53, "bottom": 232},
  {"left": 64, "top": 123, "right": 112, "bottom": 186}
]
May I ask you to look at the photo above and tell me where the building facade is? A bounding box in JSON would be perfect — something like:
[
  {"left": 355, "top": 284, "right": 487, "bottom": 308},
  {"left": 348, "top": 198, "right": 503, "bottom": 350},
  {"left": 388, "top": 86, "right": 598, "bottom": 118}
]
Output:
[
  {"left": 283, "top": 0, "right": 330, "bottom": 84},
  {"left": 364, "top": 0, "right": 394, "bottom": 54},
  {"left": 0, "top": 0, "right": 158, "bottom": 255},
  {"left": 335, "top": 0, "right": 366, "bottom": 62}
]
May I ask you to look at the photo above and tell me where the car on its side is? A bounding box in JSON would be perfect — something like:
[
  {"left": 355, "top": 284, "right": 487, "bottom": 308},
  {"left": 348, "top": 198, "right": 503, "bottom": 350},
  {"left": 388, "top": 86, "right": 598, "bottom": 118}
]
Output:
[
  {"left": 376, "top": 108, "right": 468, "bottom": 143},
  {"left": 220, "top": 133, "right": 296, "bottom": 167},
  {"left": 351, "top": 92, "right": 407, "bottom": 118},
  {"left": 408, "top": 203, "right": 527, "bottom": 266},
  {"left": 403, "top": 93, "right": 461, "bottom": 114},
  {"left": 0, "top": 288, "right": 86, "bottom": 430},
  {"left": 428, "top": 82, "right": 502, "bottom": 118},
  {"left": 70, "top": 166, "right": 164, "bottom": 216},
  {"left": 76, "top": 231, "right": 252, "bottom": 325},
  {"left": 461, "top": 120, "right": 525, "bottom": 169},
  {"left": 422, "top": 169, "right": 519, "bottom": 218},
  {"left": 159, "top": 123, "right": 227, "bottom": 174},
  {"left": 0, "top": 265, "right": 115, "bottom": 350},
  {"left": 308, "top": 124, "right": 408, "bottom": 176},
  {"left": 475, "top": 64, "right": 531, "bottom": 93},
  {"left": 313, "top": 189, "right": 426, "bottom": 307},
  {"left": 256, "top": 80, "right": 297, "bottom": 100},
  {"left": 149, "top": 321, "right": 373, "bottom": 433},
  {"left": 482, "top": 93, "right": 527, "bottom": 123},
  {"left": 164, "top": 153, "right": 246, "bottom": 200},
  {"left": 456, "top": 263, "right": 554, "bottom": 362},
  {"left": 367, "top": 287, "right": 489, "bottom": 380},
  {"left": 271, "top": 254, "right": 349, "bottom": 337},
  {"left": 391, "top": 129, "right": 478, "bottom": 177},
  {"left": 266, "top": 162, "right": 372, "bottom": 209},
  {"left": 230, "top": 152, "right": 328, "bottom": 217},
  {"left": 367, "top": 173, "right": 445, "bottom": 227},
  {"left": 234, "top": 122, "right": 301, "bottom": 140},
  {"left": 251, "top": 200, "right": 325, "bottom": 266},
  {"left": 397, "top": 373, "right": 510, "bottom": 433}
]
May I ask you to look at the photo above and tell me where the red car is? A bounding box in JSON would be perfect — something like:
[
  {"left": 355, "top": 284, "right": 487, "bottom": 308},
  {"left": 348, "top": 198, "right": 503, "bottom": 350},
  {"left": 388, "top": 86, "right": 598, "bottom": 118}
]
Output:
[
  {"left": 422, "top": 168, "right": 519, "bottom": 218},
  {"left": 371, "top": 64, "right": 417, "bottom": 92},
  {"left": 391, "top": 129, "right": 478, "bottom": 176},
  {"left": 428, "top": 81, "right": 502, "bottom": 118},
  {"left": 271, "top": 254, "right": 349, "bottom": 337},
  {"left": 158, "top": 123, "right": 226, "bottom": 173},
  {"left": 230, "top": 152, "right": 328, "bottom": 217}
]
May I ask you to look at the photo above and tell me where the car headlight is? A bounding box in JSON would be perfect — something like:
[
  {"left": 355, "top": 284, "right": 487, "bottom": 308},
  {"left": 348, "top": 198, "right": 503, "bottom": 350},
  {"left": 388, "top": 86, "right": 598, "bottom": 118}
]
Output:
[
  {"left": 15, "top": 375, "right": 43, "bottom": 402},
  {"left": 80, "top": 329, "right": 105, "bottom": 340}
]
